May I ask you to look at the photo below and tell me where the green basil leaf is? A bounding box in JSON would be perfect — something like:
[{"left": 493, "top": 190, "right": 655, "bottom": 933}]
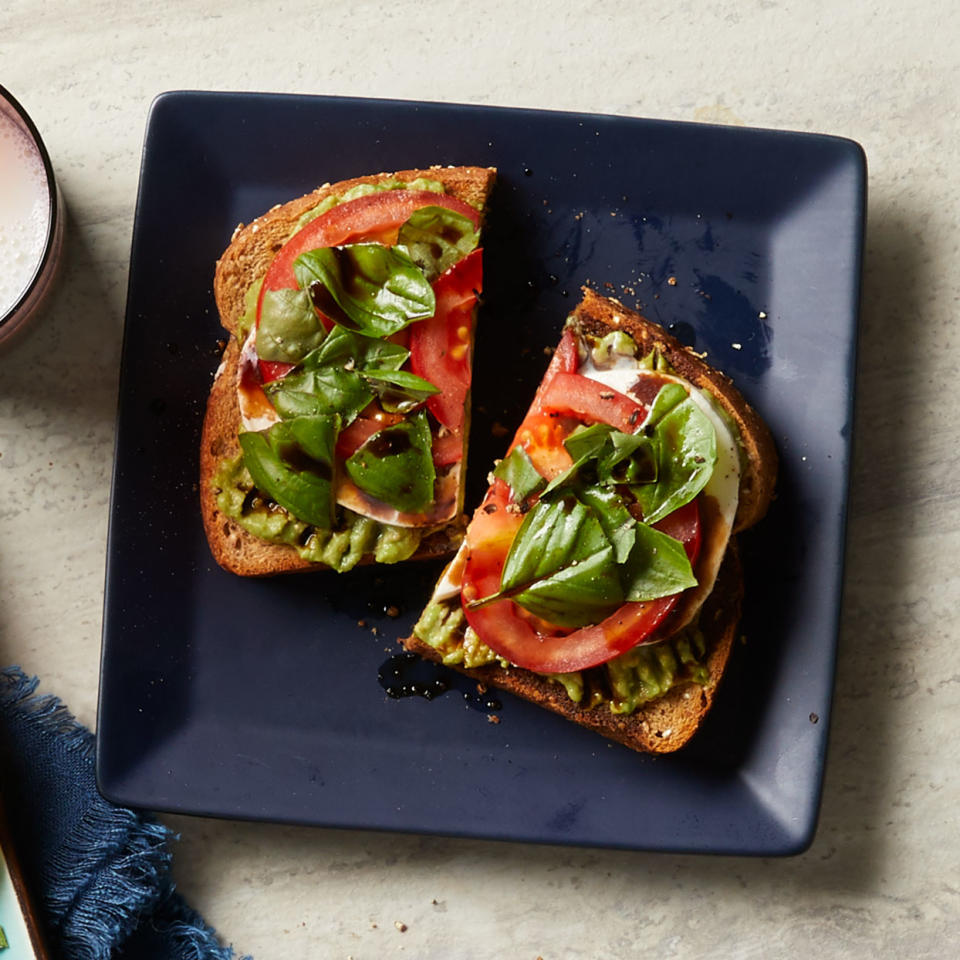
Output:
[
  {"left": 493, "top": 446, "right": 546, "bottom": 503},
  {"left": 563, "top": 422, "right": 615, "bottom": 463},
  {"left": 596, "top": 430, "right": 657, "bottom": 485},
  {"left": 265, "top": 361, "right": 371, "bottom": 423},
  {"left": 473, "top": 496, "right": 624, "bottom": 629},
  {"left": 542, "top": 422, "right": 652, "bottom": 496},
  {"left": 344, "top": 409, "right": 436, "bottom": 513},
  {"left": 619, "top": 520, "right": 698, "bottom": 601},
  {"left": 238, "top": 415, "right": 339, "bottom": 529},
  {"left": 264, "top": 327, "right": 410, "bottom": 424},
  {"left": 313, "top": 325, "right": 409, "bottom": 371},
  {"left": 541, "top": 426, "right": 609, "bottom": 496},
  {"left": 632, "top": 384, "right": 717, "bottom": 524},
  {"left": 294, "top": 244, "right": 435, "bottom": 337},
  {"left": 256, "top": 287, "right": 326, "bottom": 363},
  {"left": 575, "top": 484, "right": 636, "bottom": 563},
  {"left": 362, "top": 368, "right": 440, "bottom": 414},
  {"left": 396, "top": 205, "right": 479, "bottom": 281}
]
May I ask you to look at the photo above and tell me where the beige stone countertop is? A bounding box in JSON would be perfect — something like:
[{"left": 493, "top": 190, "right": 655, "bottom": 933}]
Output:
[{"left": 2, "top": 1, "right": 958, "bottom": 957}]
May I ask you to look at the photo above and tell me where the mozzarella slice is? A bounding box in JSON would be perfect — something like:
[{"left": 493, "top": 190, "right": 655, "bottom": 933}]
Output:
[
  {"left": 578, "top": 354, "right": 741, "bottom": 630},
  {"left": 577, "top": 356, "right": 741, "bottom": 531},
  {"left": 237, "top": 324, "right": 281, "bottom": 433},
  {"left": 431, "top": 539, "right": 468, "bottom": 602},
  {"left": 335, "top": 465, "right": 461, "bottom": 529}
]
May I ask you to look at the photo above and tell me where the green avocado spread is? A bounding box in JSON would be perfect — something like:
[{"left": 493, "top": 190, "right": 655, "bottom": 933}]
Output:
[
  {"left": 214, "top": 456, "right": 425, "bottom": 572},
  {"left": 410, "top": 595, "right": 709, "bottom": 715}
]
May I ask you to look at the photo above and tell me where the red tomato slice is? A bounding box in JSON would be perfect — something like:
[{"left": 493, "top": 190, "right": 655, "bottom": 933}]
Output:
[
  {"left": 531, "top": 325, "right": 580, "bottom": 409},
  {"left": 461, "top": 491, "right": 702, "bottom": 674},
  {"left": 432, "top": 429, "right": 464, "bottom": 467},
  {"left": 536, "top": 372, "right": 646, "bottom": 434},
  {"left": 335, "top": 417, "right": 384, "bottom": 459},
  {"left": 255, "top": 190, "right": 480, "bottom": 381},
  {"left": 508, "top": 412, "right": 576, "bottom": 481},
  {"left": 409, "top": 249, "right": 482, "bottom": 431},
  {"left": 259, "top": 358, "right": 296, "bottom": 385},
  {"left": 258, "top": 190, "right": 480, "bottom": 304}
]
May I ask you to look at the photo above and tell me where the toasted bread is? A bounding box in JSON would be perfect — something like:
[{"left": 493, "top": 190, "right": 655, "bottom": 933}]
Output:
[
  {"left": 403, "top": 290, "right": 776, "bottom": 754},
  {"left": 201, "top": 166, "right": 496, "bottom": 576}
]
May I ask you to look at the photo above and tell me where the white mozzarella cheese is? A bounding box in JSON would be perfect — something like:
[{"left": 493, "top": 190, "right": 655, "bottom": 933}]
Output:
[{"left": 236, "top": 325, "right": 281, "bottom": 433}]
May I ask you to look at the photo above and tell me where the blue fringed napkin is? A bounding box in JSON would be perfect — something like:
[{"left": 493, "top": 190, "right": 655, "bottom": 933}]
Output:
[{"left": 1, "top": 666, "right": 249, "bottom": 960}]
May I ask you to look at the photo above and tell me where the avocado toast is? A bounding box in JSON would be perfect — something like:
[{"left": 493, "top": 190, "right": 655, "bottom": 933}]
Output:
[
  {"left": 404, "top": 289, "right": 777, "bottom": 753},
  {"left": 201, "top": 166, "right": 496, "bottom": 576}
]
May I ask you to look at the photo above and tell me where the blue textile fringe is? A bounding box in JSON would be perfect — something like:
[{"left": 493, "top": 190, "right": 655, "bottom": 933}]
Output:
[{"left": 1, "top": 666, "right": 249, "bottom": 960}]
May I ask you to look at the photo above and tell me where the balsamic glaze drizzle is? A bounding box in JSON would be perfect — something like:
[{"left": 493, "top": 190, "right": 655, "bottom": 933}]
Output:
[{"left": 378, "top": 652, "right": 503, "bottom": 712}]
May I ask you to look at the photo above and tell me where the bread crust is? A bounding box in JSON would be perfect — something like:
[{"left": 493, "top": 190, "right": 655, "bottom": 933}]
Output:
[
  {"left": 402, "top": 291, "right": 777, "bottom": 753},
  {"left": 201, "top": 167, "right": 496, "bottom": 576},
  {"left": 404, "top": 546, "right": 742, "bottom": 754}
]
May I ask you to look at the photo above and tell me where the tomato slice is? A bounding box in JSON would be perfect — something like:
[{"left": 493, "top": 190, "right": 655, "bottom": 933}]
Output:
[
  {"left": 259, "top": 358, "right": 296, "bottom": 385},
  {"left": 536, "top": 372, "right": 646, "bottom": 434},
  {"left": 461, "top": 490, "right": 702, "bottom": 674},
  {"left": 409, "top": 249, "right": 482, "bottom": 432},
  {"left": 335, "top": 416, "right": 385, "bottom": 459},
  {"left": 508, "top": 412, "right": 576, "bottom": 481},
  {"left": 257, "top": 190, "right": 481, "bottom": 306},
  {"left": 531, "top": 325, "right": 580, "bottom": 409},
  {"left": 432, "top": 429, "right": 464, "bottom": 467},
  {"left": 254, "top": 189, "right": 480, "bottom": 386}
]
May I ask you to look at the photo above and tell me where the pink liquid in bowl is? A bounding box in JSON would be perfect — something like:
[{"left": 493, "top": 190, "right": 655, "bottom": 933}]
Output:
[{"left": 0, "top": 86, "right": 64, "bottom": 346}]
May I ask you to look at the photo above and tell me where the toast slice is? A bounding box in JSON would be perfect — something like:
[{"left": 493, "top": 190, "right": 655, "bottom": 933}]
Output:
[
  {"left": 403, "top": 289, "right": 777, "bottom": 753},
  {"left": 201, "top": 166, "right": 496, "bottom": 576}
]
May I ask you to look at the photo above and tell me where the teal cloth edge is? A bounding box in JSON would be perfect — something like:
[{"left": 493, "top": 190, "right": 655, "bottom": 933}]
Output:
[{"left": 1, "top": 666, "right": 250, "bottom": 960}]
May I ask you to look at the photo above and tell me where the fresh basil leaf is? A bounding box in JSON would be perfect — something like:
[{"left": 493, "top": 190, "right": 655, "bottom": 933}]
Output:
[
  {"left": 238, "top": 416, "right": 339, "bottom": 529},
  {"left": 493, "top": 446, "right": 546, "bottom": 503},
  {"left": 294, "top": 244, "right": 435, "bottom": 337},
  {"left": 543, "top": 423, "right": 652, "bottom": 496},
  {"left": 596, "top": 430, "right": 657, "bottom": 485},
  {"left": 563, "top": 422, "right": 615, "bottom": 463},
  {"left": 256, "top": 287, "right": 326, "bottom": 363},
  {"left": 619, "top": 521, "right": 698, "bottom": 601},
  {"left": 344, "top": 409, "right": 436, "bottom": 513},
  {"left": 632, "top": 384, "right": 717, "bottom": 524},
  {"left": 542, "top": 427, "right": 609, "bottom": 495},
  {"left": 265, "top": 361, "right": 371, "bottom": 423},
  {"left": 313, "top": 325, "right": 408, "bottom": 371},
  {"left": 396, "top": 205, "right": 479, "bottom": 281},
  {"left": 362, "top": 369, "right": 440, "bottom": 414},
  {"left": 575, "top": 484, "right": 636, "bottom": 564},
  {"left": 473, "top": 496, "right": 624, "bottom": 629},
  {"left": 264, "top": 328, "right": 410, "bottom": 424},
  {"left": 503, "top": 545, "right": 623, "bottom": 628}
]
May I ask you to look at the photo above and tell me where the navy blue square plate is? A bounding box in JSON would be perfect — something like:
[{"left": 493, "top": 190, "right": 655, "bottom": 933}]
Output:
[{"left": 97, "top": 92, "right": 865, "bottom": 855}]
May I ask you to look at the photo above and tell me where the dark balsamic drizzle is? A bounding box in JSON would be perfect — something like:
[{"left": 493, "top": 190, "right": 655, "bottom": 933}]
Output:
[
  {"left": 379, "top": 652, "right": 448, "bottom": 700},
  {"left": 378, "top": 653, "right": 503, "bottom": 712}
]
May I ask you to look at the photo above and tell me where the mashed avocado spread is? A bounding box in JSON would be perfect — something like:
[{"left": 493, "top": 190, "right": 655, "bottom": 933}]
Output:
[
  {"left": 410, "top": 595, "right": 710, "bottom": 715},
  {"left": 215, "top": 456, "right": 425, "bottom": 572}
]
